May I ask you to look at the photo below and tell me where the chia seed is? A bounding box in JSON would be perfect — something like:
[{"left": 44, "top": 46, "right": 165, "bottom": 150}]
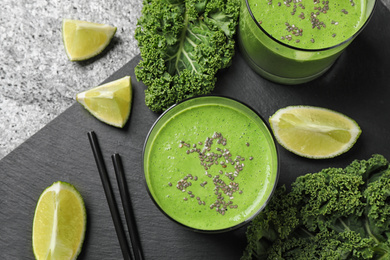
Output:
[{"left": 178, "top": 132, "right": 256, "bottom": 215}]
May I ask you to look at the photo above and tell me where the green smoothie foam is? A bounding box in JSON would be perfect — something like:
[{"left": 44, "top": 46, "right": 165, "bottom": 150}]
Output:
[
  {"left": 250, "top": 0, "right": 366, "bottom": 49},
  {"left": 238, "top": 0, "right": 376, "bottom": 84},
  {"left": 143, "top": 97, "right": 278, "bottom": 231}
]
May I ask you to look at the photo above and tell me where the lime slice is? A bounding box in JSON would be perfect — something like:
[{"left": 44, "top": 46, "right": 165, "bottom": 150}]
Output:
[
  {"left": 32, "top": 181, "right": 86, "bottom": 260},
  {"left": 62, "top": 19, "right": 117, "bottom": 61},
  {"left": 76, "top": 76, "right": 132, "bottom": 128},
  {"left": 269, "top": 106, "right": 361, "bottom": 159}
]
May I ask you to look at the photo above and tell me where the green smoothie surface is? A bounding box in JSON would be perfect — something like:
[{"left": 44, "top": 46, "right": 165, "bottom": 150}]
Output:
[
  {"left": 144, "top": 97, "right": 278, "bottom": 231},
  {"left": 248, "top": 0, "right": 367, "bottom": 49}
]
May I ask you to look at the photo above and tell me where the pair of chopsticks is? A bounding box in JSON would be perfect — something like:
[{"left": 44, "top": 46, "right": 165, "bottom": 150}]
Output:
[{"left": 88, "top": 131, "right": 144, "bottom": 260}]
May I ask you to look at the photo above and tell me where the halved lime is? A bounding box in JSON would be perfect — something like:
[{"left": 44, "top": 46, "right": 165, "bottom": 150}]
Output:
[
  {"left": 76, "top": 76, "right": 132, "bottom": 128},
  {"left": 62, "top": 19, "right": 117, "bottom": 61},
  {"left": 32, "top": 181, "right": 86, "bottom": 260},
  {"left": 269, "top": 105, "right": 361, "bottom": 159}
]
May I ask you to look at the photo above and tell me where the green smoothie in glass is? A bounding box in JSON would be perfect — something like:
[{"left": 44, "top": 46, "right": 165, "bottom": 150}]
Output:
[
  {"left": 143, "top": 96, "right": 279, "bottom": 232},
  {"left": 238, "top": 0, "right": 377, "bottom": 84}
]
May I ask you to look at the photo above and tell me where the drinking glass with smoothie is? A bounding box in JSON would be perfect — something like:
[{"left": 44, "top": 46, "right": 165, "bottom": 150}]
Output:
[
  {"left": 238, "top": 0, "right": 377, "bottom": 85},
  {"left": 143, "top": 96, "right": 279, "bottom": 232}
]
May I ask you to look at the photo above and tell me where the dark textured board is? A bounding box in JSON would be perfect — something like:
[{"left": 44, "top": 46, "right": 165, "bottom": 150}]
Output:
[{"left": 1, "top": 3, "right": 390, "bottom": 259}]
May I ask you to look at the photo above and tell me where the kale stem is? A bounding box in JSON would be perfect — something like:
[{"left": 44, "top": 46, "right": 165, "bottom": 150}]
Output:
[
  {"left": 378, "top": 252, "right": 389, "bottom": 260},
  {"left": 364, "top": 219, "right": 380, "bottom": 244},
  {"left": 338, "top": 218, "right": 351, "bottom": 231},
  {"left": 298, "top": 226, "right": 314, "bottom": 237},
  {"left": 175, "top": 11, "right": 189, "bottom": 74}
]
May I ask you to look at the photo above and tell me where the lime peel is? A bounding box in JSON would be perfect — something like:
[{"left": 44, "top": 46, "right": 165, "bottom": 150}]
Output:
[
  {"left": 62, "top": 19, "right": 117, "bottom": 61},
  {"left": 32, "top": 181, "right": 86, "bottom": 260},
  {"left": 76, "top": 76, "right": 132, "bottom": 128},
  {"left": 269, "top": 105, "right": 361, "bottom": 159}
]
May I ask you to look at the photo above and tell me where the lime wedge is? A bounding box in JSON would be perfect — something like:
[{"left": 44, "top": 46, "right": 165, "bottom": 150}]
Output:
[
  {"left": 62, "top": 19, "right": 117, "bottom": 61},
  {"left": 76, "top": 76, "right": 132, "bottom": 128},
  {"left": 269, "top": 105, "right": 361, "bottom": 159},
  {"left": 32, "top": 181, "right": 86, "bottom": 260}
]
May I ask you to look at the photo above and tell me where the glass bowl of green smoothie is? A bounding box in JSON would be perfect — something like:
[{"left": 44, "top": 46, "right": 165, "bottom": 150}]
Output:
[
  {"left": 238, "top": 0, "right": 377, "bottom": 85},
  {"left": 143, "top": 95, "right": 279, "bottom": 233}
]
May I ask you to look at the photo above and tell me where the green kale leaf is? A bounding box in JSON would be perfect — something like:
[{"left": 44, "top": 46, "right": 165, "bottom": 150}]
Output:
[
  {"left": 134, "top": 0, "right": 240, "bottom": 112},
  {"left": 242, "top": 154, "right": 390, "bottom": 260}
]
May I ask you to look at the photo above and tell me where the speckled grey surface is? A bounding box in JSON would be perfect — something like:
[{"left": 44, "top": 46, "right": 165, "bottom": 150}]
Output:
[
  {"left": 0, "top": 0, "right": 143, "bottom": 159},
  {"left": 0, "top": 0, "right": 390, "bottom": 160}
]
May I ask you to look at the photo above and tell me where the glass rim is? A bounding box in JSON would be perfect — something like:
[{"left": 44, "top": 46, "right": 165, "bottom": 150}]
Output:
[
  {"left": 142, "top": 95, "right": 280, "bottom": 233},
  {"left": 245, "top": 0, "right": 378, "bottom": 52}
]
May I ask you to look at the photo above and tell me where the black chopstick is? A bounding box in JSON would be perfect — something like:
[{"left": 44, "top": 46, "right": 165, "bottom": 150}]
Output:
[
  {"left": 87, "top": 131, "right": 133, "bottom": 260},
  {"left": 112, "top": 153, "right": 144, "bottom": 260}
]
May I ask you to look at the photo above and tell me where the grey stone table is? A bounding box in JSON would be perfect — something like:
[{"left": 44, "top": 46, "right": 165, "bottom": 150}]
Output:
[
  {"left": 1, "top": 0, "right": 390, "bottom": 160},
  {"left": 0, "top": 0, "right": 143, "bottom": 159}
]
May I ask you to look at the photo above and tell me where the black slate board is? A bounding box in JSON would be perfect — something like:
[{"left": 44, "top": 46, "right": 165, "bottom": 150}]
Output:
[{"left": 1, "top": 3, "right": 390, "bottom": 259}]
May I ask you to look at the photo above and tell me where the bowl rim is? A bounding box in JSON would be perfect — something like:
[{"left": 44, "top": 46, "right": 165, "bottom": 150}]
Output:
[
  {"left": 142, "top": 95, "right": 280, "bottom": 233},
  {"left": 244, "top": 0, "right": 378, "bottom": 52}
]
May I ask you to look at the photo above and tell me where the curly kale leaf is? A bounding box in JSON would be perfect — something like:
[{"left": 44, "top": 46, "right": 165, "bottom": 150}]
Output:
[
  {"left": 135, "top": 0, "right": 239, "bottom": 112},
  {"left": 364, "top": 170, "right": 390, "bottom": 241},
  {"left": 242, "top": 154, "right": 390, "bottom": 260}
]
